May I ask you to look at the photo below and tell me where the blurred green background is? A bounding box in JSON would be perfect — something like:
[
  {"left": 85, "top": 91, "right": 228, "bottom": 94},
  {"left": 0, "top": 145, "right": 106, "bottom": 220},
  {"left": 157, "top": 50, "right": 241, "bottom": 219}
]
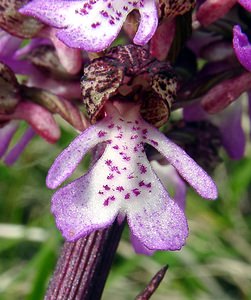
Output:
[{"left": 0, "top": 120, "right": 251, "bottom": 300}]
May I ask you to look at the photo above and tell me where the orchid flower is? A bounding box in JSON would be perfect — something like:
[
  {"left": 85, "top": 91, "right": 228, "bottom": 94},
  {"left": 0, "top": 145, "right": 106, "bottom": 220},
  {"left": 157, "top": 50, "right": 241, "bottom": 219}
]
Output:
[
  {"left": 46, "top": 102, "right": 217, "bottom": 251},
  {"left": 20, "top": 0, "right": 158, "bottom": 52}
]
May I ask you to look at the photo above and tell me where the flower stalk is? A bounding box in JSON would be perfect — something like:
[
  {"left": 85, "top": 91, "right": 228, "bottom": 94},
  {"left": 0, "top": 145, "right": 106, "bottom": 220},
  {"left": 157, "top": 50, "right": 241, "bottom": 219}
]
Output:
[{"left": 45, "top": 221, "right": 125, "bottom": 300}]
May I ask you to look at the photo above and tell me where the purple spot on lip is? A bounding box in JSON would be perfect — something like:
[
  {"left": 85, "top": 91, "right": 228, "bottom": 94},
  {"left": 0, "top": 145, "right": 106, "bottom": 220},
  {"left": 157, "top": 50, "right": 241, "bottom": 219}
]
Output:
[
  {"left": 103, "top": 199, "right": 109, "bottom": 206},
  {"left": 131, "top": 135, "right": 138, "bottom": 139},
  {"left": 119, "top": 152, "right": 130, "bottom": 161},
  {"left": 103, "top": 195, "right": 115, "bottom": 206},
  {"left": 139, "top": 180, "right": 145, "bottom": 187},
  {"left": 98, "top": 130, "right": 107, "bottom": 138},
  {"left": 111, "top": 166, "right": 121, "bottom": 174},
  {"left": 116, "top": 186, "right": 124, "bottom": 192},
  {"left": 139, "top": 164, "right": 147, "bottom": 174},
  {"left": 91, "top": 22, "right": 101, "bottom": 28},
  {"left": 132, "top": 188, "right": 141, "bottom": 196},
  {"left": 103, "top": 184, "right": 110, "bottom": 190},
  {"left": 125, "top": 193, "right": 130, "bottom": 199},
  {"left": 105, "top": 160, "right": 112, "bottom": 166},
  {"left": 107, "top": 174, "right": 114, "bottom": 180},
  {"left": 150, "top": 139, "right": 158, "bottom": 146}
]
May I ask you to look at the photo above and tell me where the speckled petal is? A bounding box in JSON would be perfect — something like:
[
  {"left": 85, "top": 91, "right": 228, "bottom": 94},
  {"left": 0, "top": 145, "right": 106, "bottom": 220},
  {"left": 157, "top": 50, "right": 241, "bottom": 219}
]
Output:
[
  {"left": 143, "top": 119, "right": 218, "bottom": 199},
  {"left": 127, "top": 169, "right": 188, "bottom": 250},
  {"left": 133, "top": 0, "right": 158, "bottom": 46},
  {"left": 233, "top": 25, "right": 251, "bottom": 72},
  {"left": 46, "top": 118, "right": 110, "bottom": 189},
  {"left": 20, "top": 0, "right": 158, "bottom": 51},
  {"left": 51, "top": 166, "right": 121, "bottom": 241}
]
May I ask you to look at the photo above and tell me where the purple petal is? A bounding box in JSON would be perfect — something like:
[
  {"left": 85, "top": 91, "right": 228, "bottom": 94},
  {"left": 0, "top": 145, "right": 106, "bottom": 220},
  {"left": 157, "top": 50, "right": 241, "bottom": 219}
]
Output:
[
  {"left": 183, "top": 102, "right": 208, "bottom": 122},
  {"left": 130, "top": 163, "right": 187, "bottom": 254},
  {"left": 151, "top": 161, "right": 187, "bottom": 211},
  {"left": 20, "top": 0, "right": 158, "bottom": 51},
  {"left": 150, "top": 19, "right": 176, "bottom": 61},
  {"left": 4, "top": 127, "right": 35, "bottom": 165},
  {"left": 130, "top": 232, "right": 155, "bottom": 255},
  {"left": 46, "top": 119, "right": 110, "bottom": 189},
  {"left": 201, "top": 72, "right": 251, "bottom": 113},
  {"left": 13, "top": 102, "right": 60, "bottom": 143},
  {"left": 127, "top": 172, "right": 188, "bottom": 251},
  {"left": 41, "top": 27, "right": 82, "bottom": 74},
  {"left": 13, "top": 38, "right": 49, "bottom": 59},
  {"left": 0, "top": 121, "right": 19, "bottom": 158},
  {"left": 51, "top": 169, "right": 120, "bottom": 241},
  {"left": 0, "top": 31, "right": 22, "bottom": 57},
  {"left": 196, "top": 0, "right": 236, "bottom": 26},
  {"left": 219, "top": 102, "right": 245, "bottom": 160},
  {"left": 238, "top": 0, "right": 251, "bottom": 11},
  {"left": 233, "top": 25, "right": 251, "bottom": 72},
  {"left": 132, "top": 0, "right": 158, "bottom": 46},
  {"left": 143, "top": 120, "right": 218, "bottom": 200}
]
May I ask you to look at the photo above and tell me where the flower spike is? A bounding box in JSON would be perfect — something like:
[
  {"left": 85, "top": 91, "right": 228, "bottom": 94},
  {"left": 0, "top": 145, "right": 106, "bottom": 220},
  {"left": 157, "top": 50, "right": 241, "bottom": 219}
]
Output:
[{"left": 47, "top": 102, "right": 217, "bottom": 251}]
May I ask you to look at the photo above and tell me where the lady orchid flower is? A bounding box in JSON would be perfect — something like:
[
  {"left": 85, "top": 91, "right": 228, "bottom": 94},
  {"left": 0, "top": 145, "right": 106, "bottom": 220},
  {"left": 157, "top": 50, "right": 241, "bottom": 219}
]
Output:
[
  {"left": 20, "top": 0, "right": 158, "bottom": 52},
  {"left": 47, "top": 102, "right": 217, "bottom": 251}
]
